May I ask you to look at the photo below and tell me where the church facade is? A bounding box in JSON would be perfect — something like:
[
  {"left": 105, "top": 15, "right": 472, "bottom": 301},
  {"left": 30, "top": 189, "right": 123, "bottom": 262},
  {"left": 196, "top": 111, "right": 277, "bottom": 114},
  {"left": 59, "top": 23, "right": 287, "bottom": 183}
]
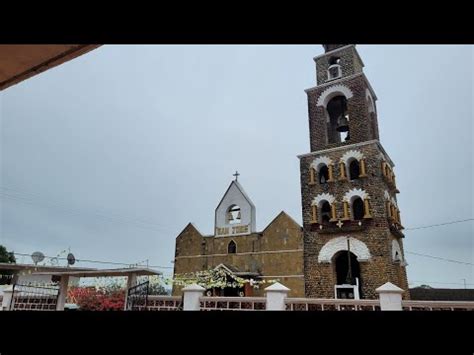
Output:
[
  {"left": 172, "top": 179, "right": 304, "bottom": 297},
  {"left": 172, "top": 45, "right": 409, "bottom": 300},
  {"left": 298, "top": 44, "right": 410, "bottom": 299}
]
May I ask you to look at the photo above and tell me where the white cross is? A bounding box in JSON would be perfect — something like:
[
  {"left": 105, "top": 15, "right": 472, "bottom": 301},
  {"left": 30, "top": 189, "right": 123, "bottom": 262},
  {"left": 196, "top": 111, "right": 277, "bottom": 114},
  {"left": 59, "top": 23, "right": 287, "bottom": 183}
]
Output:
[{"left": 336, "top": 220, "right": 344, "bottom": 228}]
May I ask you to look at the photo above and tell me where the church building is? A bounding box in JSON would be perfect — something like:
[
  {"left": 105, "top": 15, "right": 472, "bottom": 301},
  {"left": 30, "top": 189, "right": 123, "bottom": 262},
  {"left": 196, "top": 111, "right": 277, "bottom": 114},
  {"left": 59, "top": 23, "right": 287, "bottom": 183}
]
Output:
[
  {"left": 172, "top": 175, "right": 304, "bottom": 297},
  {"left": 172, "top": 45, "right": 409, "bottom": 301},
  {"left": 298, "top": 44, "right": 410, "bottom": 299}
]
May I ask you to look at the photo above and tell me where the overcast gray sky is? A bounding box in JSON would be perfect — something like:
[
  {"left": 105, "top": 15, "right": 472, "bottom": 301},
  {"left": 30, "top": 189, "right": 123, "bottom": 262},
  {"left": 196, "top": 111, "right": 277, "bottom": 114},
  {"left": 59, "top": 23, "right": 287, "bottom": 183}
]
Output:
[{"left": 1, "top": 45, "right": 472, "bottom": 289}]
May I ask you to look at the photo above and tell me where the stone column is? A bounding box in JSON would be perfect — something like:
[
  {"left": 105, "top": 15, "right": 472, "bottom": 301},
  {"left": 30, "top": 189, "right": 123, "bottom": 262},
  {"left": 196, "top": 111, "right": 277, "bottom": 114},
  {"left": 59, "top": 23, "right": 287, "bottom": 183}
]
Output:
[
  {"left": 309, "top": 167, "right": 315, "bottom": 184},
  {"left": 311, "top": 205, "right": 318, "bottom": 224},
  {"left": 182, "top": 283, "right": 205, "bottom": 311},
  {"left": 359, "top": 159, "right": 367, "bottom": 177},
  {"left": 363, "top": 198, "right": 372, "bottom": 218},
  {"left": 376, "top": 282, "right": 404, "bottom": 311},
  {"left": 330, "top": 203, "right": 337, "bottom": 222},
  {"left": 1, "top": 285, "right": 14, "bottom": 311},
  {"left": 265, "top": 282, "right": 290, "bottom": 311},
  {"left": 56, "top": 275, "right": 70, "bottom": 311},
  {"left": 342, "top": 201, "right": 350, "bottom": 220},
  {"left": 328, "top": 164, "right": 334, "bottom": 182},
  {"left": 339, "top": 162, "right": 347, "bottom": 180}
]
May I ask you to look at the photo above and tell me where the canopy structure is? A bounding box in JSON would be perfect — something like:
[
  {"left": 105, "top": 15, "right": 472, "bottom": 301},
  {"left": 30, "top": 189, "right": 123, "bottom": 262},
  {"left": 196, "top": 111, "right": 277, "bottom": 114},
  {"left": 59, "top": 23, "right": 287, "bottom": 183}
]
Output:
[
  {"left": 30, "top": 267, "right": 162, "bottom": 311},
  {"left": 0, "top": 262, "right": 95, "bottom": 273},
  {"left": 0, "top": 45, "right": 101, "bottom": 91},
  {"left": 31, "top": 267, "right": 161, "bottom": 278}
]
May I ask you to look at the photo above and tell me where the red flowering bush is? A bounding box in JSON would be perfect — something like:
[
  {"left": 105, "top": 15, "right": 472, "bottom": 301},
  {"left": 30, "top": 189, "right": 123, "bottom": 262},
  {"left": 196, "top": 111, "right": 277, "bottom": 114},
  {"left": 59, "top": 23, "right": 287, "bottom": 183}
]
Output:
[{"left": 69, "top": 286, "right": 125, "bottom": 311}]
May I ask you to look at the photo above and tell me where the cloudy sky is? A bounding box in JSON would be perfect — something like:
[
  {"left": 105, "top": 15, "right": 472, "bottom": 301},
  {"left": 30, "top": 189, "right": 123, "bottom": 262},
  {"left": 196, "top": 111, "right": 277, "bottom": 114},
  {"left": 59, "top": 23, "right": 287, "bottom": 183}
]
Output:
[{"left": 1, "top": 45, "right": 472, "bottom": 288}]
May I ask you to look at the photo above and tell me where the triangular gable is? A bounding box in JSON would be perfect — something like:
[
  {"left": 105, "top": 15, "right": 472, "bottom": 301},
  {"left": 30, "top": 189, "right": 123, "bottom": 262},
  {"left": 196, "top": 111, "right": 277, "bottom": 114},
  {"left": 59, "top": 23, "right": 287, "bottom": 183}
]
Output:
[
  {"left": 262, "top": 211, "right": 302, "bottom": 234},
  {"left": 215, "top": 180, "right": 255, "bottom": 212}
]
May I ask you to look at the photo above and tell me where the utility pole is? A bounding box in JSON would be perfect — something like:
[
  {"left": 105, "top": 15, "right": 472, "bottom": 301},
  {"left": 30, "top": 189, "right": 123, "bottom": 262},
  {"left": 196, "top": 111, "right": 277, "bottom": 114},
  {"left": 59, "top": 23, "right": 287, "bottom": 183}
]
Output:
[{"left": 462, "top": 279, "right": 466, "bottom": 289}]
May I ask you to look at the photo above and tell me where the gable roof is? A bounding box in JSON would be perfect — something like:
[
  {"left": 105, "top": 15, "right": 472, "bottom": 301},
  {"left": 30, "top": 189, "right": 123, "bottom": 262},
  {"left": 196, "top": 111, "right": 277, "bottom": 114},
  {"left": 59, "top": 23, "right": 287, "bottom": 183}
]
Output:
[
  {"left": 176, "top": 222, "right": 203, "bottom": 240},
  {"left": 262, "top": 211, "right": 302, "bottom": 233},
  {"left": 215, "top": 180, "right": 255, "bottom": 212}
]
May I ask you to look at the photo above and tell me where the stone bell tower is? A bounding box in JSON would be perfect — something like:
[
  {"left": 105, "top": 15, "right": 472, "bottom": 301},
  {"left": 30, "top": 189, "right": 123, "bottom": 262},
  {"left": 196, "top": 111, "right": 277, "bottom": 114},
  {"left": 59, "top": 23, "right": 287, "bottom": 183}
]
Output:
[{"left": 298, "top": 45, "right": 409, "bottom": 299}]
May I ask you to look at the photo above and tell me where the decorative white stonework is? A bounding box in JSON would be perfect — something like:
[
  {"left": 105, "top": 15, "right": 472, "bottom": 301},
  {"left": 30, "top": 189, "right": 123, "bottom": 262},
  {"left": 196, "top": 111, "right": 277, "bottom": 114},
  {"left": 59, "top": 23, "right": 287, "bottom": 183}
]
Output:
[
  {"left": 340, "top": 150, "right": 364, "bottom": 165},
  {"left": 392, "top": 239, "right": 403, "bottom": 262},
  {"left": 343, "top": 188, "right": 369, "bottom": 203},
  {"left": 316, "top": 84, "right": 354, "bottom": 107},
  {"left": 215, "top": 180, "right": 256, "bottom": 237},
  {"left": 390, "top": 197, "right": 398, "bottom": 208},
  {"left": 318, "top": 237, "right": 371, "bottom": 263},
  {"left": 366, "top": 89, "right": 376, "bottom": 113},
  {"left": 384, "top": 190, "right": 390, "bottom": 200},
  {"left": 310, "top": 156, "right": 333, "bottom": 171},
  {"left": 312, "top": 193, "right": 336, "bottom": 206}
]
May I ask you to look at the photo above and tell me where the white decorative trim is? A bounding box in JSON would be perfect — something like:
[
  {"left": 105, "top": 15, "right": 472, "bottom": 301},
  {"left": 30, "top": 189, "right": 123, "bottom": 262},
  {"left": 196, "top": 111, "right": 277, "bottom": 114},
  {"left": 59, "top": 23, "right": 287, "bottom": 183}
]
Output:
[
  {"left": 318, "top": 237, "right": 371, "bottom": 263},
  {"left": 340, "top": 150, "right": 364, "bottom": 165},
  {"left": 343, "top": 188, "right": 369, "bottom": 203},
  {"left": 310, "top": 156, "right": 332, "bottom": 171},
  {"left": 316, "top": 84, "right": 354, "bottom": 107},
  {"left": 390, "top": 197, "right": 398, "bottom": 208},
  {"left": 366, "top": 89, "right": 375, "bottom": 113},
  {"left": 392, "top": 239, "right": 403, "bottom": 262},
  {"left": 384, "top": 191, "right": 390, "bottom": 200},
  {"left": 312, "top": 193, "right": 336, "bottom": 206}
]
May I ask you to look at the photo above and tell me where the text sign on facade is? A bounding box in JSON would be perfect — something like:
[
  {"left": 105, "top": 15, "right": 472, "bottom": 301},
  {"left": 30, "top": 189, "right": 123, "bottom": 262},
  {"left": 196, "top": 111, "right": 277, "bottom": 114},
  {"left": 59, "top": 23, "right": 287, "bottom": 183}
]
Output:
[{"left": 215, "top": 224, "right": 250, "bottom": 237}]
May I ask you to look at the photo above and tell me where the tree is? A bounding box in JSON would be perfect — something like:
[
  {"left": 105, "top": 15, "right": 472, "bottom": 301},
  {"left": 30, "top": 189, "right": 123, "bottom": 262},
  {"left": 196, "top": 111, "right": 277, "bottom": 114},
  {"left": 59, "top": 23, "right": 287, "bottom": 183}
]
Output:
[
  {"left": 0, "top": 245, "right": 16, "bottom": 285},
  {"left": 0, "top": 245, "right": 16, "bottom": 263}
]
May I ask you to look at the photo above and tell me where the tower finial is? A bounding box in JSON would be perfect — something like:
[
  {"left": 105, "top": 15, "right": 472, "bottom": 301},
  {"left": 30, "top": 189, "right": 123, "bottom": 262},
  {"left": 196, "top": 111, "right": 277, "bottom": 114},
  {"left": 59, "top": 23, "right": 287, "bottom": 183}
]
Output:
[{"left": 233, "top": 170, "right": 240, "bottom": 181}]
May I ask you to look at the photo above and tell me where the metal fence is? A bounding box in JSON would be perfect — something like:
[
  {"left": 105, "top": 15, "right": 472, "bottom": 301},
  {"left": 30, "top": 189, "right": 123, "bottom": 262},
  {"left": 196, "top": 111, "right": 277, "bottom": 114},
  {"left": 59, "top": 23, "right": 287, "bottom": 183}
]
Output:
[
  {"left": 200, "top": 296, "right": 266, "bottom": 311},
  {"left": 126, "top": 281, "right": 149, "bottom": 311},
  {"left": 402, "top": 300, "right": 474, "bottom": 311},
  {"left": 285, "top": 298, "right": 381, "bottom": 311},
  {"left": 146, "top": 296, "right": 182, "bottom": 311},
  {"left": 10, "top": 283, "right": 60, "bottom": 311}
]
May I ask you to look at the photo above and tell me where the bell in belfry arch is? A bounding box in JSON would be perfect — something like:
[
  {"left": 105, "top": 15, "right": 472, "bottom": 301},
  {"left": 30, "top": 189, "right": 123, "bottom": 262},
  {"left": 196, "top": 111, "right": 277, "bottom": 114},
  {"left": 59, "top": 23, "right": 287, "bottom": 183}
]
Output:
[
  {"left": 227, "top": 211, "right": 234, "bottom": 222},
  {"left": 237, "top": 211, "right": 241, "bottom": 220},
  {"left": 336, "top": 114, "right": 349, "bottom": 132}
]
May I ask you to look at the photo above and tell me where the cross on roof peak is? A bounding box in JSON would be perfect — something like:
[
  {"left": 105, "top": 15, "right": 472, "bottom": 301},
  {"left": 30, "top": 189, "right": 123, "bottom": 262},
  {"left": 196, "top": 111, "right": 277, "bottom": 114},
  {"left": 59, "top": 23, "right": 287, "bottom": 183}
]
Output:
[{"left": 233, "top": 171, "right": 240, "bottom": 181}]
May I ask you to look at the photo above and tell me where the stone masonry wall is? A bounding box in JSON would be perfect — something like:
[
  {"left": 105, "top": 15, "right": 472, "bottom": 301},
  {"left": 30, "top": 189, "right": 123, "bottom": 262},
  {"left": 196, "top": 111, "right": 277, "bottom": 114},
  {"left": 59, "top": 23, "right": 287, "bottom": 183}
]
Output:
[
  {"left": 173, "top": 212, "right": 305, "bottom": 297},
  {"left": 315, "top": 45, "right": 363, "bottom": 85},
  {"left": 300, "top": 141, "right": 410, "bottom": 299},
  {"left": 308, "top": 74, "right": 377, "bottom": 152}
]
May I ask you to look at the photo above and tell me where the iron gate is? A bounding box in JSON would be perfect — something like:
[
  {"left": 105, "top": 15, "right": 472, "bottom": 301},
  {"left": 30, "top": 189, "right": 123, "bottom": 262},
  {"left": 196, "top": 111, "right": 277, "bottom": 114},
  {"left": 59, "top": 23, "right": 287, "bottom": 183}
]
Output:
[
  {"left": 126, "top": 281, "right": 149, "bottom": 310},
  {"left": 10, "top": 283, "right": 60, "bottom": 311}
]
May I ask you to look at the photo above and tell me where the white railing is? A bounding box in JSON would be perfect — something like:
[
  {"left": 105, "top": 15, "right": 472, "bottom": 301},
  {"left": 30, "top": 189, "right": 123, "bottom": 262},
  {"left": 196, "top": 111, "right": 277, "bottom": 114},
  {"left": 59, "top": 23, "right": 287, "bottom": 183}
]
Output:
[
  {"left": 285, "top": 297, "right": 380, "bottom": 311},
  {"left": 200, "top": 296, "right": 266, "bottom": 311},
  {"left": 145, "top": 296, "right": 182, "bottom": 311},
  {"left": 402, "top": 300, "right": 474, "bottom": 311}
]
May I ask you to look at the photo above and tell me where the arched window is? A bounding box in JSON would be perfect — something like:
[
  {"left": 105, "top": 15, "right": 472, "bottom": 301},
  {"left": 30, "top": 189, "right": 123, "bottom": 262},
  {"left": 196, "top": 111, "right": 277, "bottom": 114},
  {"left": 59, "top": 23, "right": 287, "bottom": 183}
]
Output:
[
  {"left": 327, "top": 95, "right": 349, "bottom": 143},
  {"left": 349, "top": 159, "right": 360, "bottom": 180},
  {"left": 227, "top": 205, "right": 241, "bottom": 224},
  {"left": 228, "top": 240, "right": 236, "bottom": 254},
  {"left": 352, "top": 197, "right": 364, "bottom": 220},
  {"left": 328, "top": 57, "right": 342, "bottom": 80},
  {"left": 320, "top": 201, "right": 331, "bottom": 223},
  {"left": 319, "top": 165, "right": 329, "bottom": 184}
]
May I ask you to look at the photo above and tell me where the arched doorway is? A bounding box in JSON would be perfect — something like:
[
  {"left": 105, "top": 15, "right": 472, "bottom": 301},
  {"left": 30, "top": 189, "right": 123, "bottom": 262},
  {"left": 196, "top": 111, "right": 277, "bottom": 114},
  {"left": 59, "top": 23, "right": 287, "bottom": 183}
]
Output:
[{"left": 333, "top": 251, "right": 363, "bottom": 298}]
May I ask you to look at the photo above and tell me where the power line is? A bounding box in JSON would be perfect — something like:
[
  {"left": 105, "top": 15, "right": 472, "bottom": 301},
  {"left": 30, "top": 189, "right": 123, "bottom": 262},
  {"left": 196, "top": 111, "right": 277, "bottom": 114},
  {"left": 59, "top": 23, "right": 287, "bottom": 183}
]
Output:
[
  {"left": 12, "top": 252, "right": 174, "bottom": 270},
  {"left": 406, "top": 251, "right": 474, "bottom": 266},
  {"left": 404, "top": 218, "right": 474, "bottom": 231}
]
